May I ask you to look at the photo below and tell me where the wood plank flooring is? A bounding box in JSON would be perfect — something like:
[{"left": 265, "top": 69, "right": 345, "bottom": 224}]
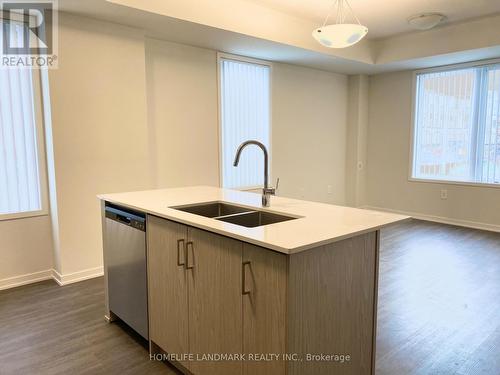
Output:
[
  {"left": 376, "top": 220, "right": 500, "bottom": 375},
  {"left": 1, "top": 219, "right": 499, "bottom": 375},
  {"left": 0, "top": 276, "right": 180, "bottom": 375}
]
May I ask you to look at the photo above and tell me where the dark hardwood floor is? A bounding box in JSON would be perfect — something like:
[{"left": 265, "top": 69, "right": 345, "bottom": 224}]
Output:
[
  {"left": 0, "top": 276, "right": 180, "bottom": 375},
  {"left": 1, "top": 219, "right": 499, "bottom": 375}
]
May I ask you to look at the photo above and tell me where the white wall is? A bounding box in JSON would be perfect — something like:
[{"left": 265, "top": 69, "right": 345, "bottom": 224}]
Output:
[
  {"left": 345, "top": 75, "right": 369, "bottom": 207},
  {"left": 47, "top": 14, "right": 153, "bottom": 277},
  {"left": 145, "top": 38, "right": 220, "bottom": 188},
  {"left": 0, "top": 216, "right": 53, "bottom": 288},
  {"left": 365, "top": 70, "right": 500, "bottom": 229},
  {"left": 272, "top": 63, "right": 347, "bottom": 204}
]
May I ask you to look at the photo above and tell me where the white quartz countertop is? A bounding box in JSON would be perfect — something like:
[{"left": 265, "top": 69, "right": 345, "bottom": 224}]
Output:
[{"left": 98, "top": 186, "right": 410, "bottom": 254}]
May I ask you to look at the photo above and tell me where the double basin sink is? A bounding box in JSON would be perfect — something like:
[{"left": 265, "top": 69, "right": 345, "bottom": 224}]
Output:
[{"left": 170, "top": 202, "right": 298, "bottom": 228}]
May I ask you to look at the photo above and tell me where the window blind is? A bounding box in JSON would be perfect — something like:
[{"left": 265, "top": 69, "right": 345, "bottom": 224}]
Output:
[
  {"left": 0, "top": 21, "right": 42, "bottom": 214},
  {"left": 413, "top": 63, "right": 500, "bottom": 184},
  {"left": 220, "top": 58, "right": 271, "bottom": 189}
]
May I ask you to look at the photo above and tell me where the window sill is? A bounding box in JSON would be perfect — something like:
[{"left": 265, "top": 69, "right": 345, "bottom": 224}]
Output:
[
  {"left": 408, "top": 177, "right": 500, "bottom": 189},
  {"left": 0, "top": 210, "right": 49, "bottom": 222}
]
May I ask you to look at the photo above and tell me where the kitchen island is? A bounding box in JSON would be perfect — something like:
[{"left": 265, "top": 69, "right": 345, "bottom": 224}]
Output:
[{"left": 99, "top": 186, "right": 408, "bottom": 375}]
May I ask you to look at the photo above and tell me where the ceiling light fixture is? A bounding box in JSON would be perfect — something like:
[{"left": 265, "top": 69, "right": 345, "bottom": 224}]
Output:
[
  {"left": 407, "top": 13, "right": 446, "bottom": 30},
  {"left": 312, "top": 0, "right": 368, "bottom": 49}
]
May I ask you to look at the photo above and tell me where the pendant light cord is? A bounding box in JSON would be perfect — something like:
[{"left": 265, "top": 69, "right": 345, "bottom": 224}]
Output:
[
  {"left": 345, "top": 0, "right": 362, "bottom": 25},
  {"left": 321, "top": 0, "right": 362, "bottom": 27},
  {"left": 322, "top": 0, "right": 339, "bottom": 27}
]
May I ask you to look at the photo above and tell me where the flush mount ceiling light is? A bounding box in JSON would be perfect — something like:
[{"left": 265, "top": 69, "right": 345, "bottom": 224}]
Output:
[
  {"left": 407, "top": 13, "right": 446, "bottom": 30},
  {"left": 312, "top": 0, "right": 368, "bottom": 49}
]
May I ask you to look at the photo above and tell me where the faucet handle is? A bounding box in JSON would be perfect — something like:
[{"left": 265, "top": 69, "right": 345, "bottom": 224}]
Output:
[{"left": 263, "top": 177, "right": 279, "bottom": 199}]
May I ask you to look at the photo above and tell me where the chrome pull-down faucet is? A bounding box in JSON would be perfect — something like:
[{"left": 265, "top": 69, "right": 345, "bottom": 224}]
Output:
[{"left": 233, "top": 140, "right": 276, "bottom": 207}]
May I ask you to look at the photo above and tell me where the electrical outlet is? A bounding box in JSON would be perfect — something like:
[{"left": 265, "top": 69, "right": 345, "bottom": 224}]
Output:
[
  {"left": 440, "top": 189, "right": 448, "bottom": 200},
  {"left": 327, "top": 185, "right": 333, "bottom": 194}
]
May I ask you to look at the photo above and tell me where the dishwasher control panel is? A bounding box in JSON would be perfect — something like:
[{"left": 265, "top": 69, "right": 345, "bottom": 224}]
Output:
[{"left": 105, "top": 204, "right": 146, "bottom": 232}]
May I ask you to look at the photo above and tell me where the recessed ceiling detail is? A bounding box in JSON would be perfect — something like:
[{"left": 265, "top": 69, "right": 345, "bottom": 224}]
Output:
[
  {"left": 251, "top": 0, "right": 500, "bottom": 39},
  {"left": 60, "top": 0, "right": 500, "bottom": 75}
]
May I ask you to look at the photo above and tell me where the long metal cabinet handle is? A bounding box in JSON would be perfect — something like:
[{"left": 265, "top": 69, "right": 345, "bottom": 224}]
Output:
[
  {"left": 177, "top": 239, "right": 185, "bottom": 267},
  {"left": 186, "top": 241, "right": 195, "bottom": 270},
  {"left": 242, "top": 261, "right": 251, "bottom": 295}
]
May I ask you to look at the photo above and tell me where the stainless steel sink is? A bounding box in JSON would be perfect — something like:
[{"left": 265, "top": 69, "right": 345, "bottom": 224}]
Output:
[
  {"left": 170, "top": 201, "right": 298, "bottom": 228},
  {"left": 170, "top": 201, "right": 252, "bottom": 218},
  {"left": 216, "top": 210, "right": 297, "bottom": 228}
]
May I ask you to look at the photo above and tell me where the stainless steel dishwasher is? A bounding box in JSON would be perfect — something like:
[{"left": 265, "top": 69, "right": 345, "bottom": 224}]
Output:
[{"left": 105, "top": 204, "right": 148, "bottom": 340}]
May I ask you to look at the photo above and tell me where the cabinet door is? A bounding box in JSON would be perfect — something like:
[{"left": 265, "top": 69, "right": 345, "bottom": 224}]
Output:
[
  {"left": 147, "top": 216, "right": 190, "bottom": 369},
  {"left": 242, "top": 244, "right": 287, "bottom": 375},
  {"left": 187, "top": 227, "right": 243, "bottom": 375}
]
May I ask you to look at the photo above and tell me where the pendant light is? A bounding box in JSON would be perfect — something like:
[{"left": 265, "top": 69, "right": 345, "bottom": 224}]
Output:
[{"left": 312, "top": 0, "right": 368, "bottom": 48}]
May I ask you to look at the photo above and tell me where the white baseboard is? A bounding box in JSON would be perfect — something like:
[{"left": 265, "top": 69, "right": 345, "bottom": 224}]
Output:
[
  {"left": 51, "top": 269, "right": 63, "bottom": 286},
  {"left": 0, "top": 266, "right": 104, "bottom": 291},
  {"left": 0, "top": 269, "right": 53, "bottom": 291},
  {"left": 52, "top": 266, "right": 103, "bottom": 286},
  {"left": 362, "top": 205, "right": 500, "bottom": 233}
]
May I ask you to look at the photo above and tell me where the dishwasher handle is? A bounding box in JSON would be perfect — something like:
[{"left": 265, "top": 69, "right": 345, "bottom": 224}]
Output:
[{"left": 115, "top": 214, "right": 131, "bottom": 225}]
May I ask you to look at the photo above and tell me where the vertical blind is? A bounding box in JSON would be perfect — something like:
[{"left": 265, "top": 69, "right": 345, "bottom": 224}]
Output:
[
  {"left": 220, "top": 58, "right": 270, "bottom": 189},
  {"left": 413, "top": 63, "right": 500, "bottom": 184},
  {"left": 0, "top": 21, "right": 42, "bottom": 214}
]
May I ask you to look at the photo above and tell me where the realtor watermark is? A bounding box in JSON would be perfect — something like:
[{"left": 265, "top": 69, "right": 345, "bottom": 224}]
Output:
[
  {"left": 150, "top": 352, "right": 351, "bottom": 364},
  {"left": 1, "top": 0, "right": 58, "bottom": 68}
]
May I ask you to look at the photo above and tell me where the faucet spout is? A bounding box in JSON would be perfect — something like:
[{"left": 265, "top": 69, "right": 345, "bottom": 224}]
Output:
[
  {"left": 233, "top": 140, "right": 269, "bottom": 189},
  {"left": 233, "top": 140, "right": 274, "bottom": 207}
]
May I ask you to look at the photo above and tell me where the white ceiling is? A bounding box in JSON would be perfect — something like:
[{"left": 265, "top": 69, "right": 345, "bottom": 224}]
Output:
[{"left": 250, "top": 0, "right": 500, "bottom": 39}]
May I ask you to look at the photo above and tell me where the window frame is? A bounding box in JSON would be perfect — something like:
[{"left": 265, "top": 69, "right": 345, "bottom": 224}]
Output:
[
  {"left": 0, "top": 61, "right": 50, "bottom": 221},
  {"left": 216, "top": 52, "right": 273, "bottom": 191},
  {"left": 409, "top": 58, "right": 500, "bottom": 189}
]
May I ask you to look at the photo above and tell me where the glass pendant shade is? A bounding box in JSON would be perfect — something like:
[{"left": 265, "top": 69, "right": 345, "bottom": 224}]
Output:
[
  {"left": 312, "top": 23, "right": 368, "bottom": 48},
  {"left": 313, "top": 0, "right": 368, "bottom": 48}
]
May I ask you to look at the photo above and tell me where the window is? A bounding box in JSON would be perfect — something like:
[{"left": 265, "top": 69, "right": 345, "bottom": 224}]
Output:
[
  {"left": 411, "top": 61, "right": 500, "bottom": 185},
  {"left": 0, "top": 20, "right": 47, "bottom": 218},
  {"left": 218, "top": 54, "right": 271, "bottom": 189}
]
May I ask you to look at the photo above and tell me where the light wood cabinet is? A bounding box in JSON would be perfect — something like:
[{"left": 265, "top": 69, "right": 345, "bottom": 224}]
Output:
[
  {"left": 147, "top": 216, "right": 190, "bottom": 369},
  {"left": 187, "top": 227, "right": 243, "bottom": 375},
  {"left": 242, "top": 244, "right": 287, "bottom": 375},
  {"left": 287, "top": 232, "right": 378, "bottom": 375},
  {"left": 147, "top": 215, "right": 379, "bottom": 375}
]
